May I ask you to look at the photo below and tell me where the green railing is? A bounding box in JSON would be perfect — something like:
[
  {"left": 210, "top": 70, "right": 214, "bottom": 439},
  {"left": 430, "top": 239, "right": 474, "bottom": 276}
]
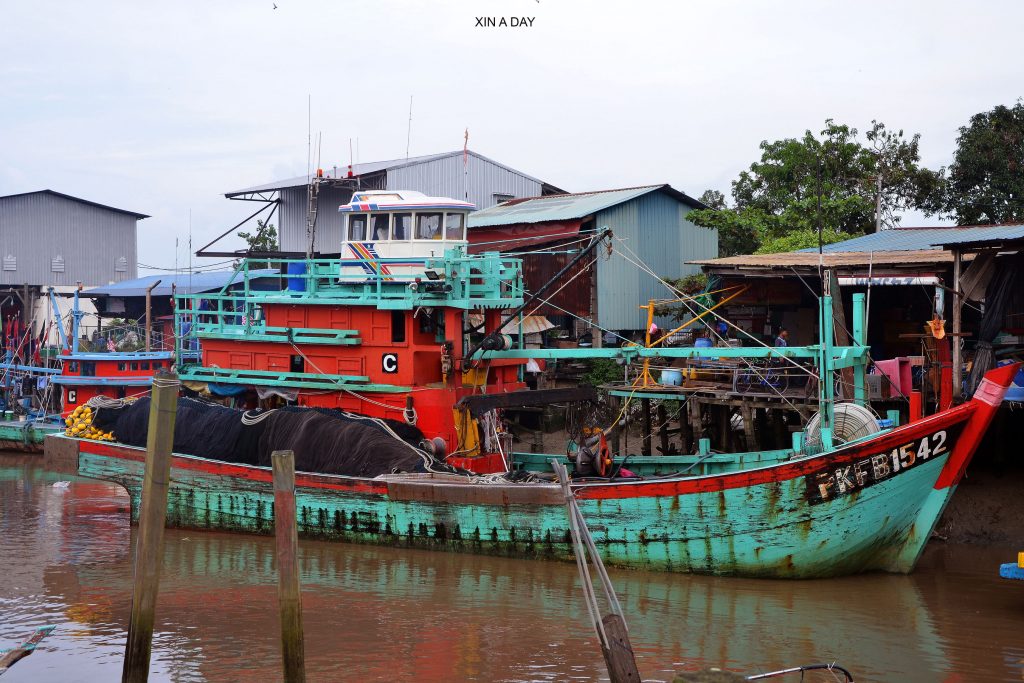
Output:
[{"left": 173, "top": 248, "right": 524, "bottom": 368}]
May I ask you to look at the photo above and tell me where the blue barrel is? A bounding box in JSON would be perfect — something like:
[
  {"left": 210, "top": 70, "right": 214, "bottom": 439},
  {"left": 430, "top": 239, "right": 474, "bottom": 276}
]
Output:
[
  {"left": 694, "top": 337, "right": 713, "bottom": 348},
  {"left": 286, "top": 262, "right": 307, "bottom": 292}
]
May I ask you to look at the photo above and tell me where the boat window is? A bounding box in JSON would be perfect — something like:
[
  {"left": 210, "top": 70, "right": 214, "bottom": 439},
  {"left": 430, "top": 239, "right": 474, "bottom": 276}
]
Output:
[
  {"left": 392, "top": 213, "right": 412, "bottom": 240},
  {"left": 391, "top": 310, "right": 406, "bottom": 343},
  {"left": 69, "top": 362, "right": 79, "bottom": 373},
  {"left": 130, "top": 362, "right": 139, "bottom": 371},
  {"left": 141, "top": 361, "right": 150, "bottom": 370},
  {"left": 347, "top": 214, "right": 368, "bottom": 241},
  {"left": 444, "top": 212, "right": 465, "bottom": 240},
  {"left": 415, "top": 212, "right": 443, "bottom": 240},
  {"left": 117, "top": 362, "right": 127, "bottom": 371},
  {"left": 370, "top": 214, "right": 390, "bottom": 241},
  {"left": 82, "top": 362, "right": 96, "bottom": 377}
]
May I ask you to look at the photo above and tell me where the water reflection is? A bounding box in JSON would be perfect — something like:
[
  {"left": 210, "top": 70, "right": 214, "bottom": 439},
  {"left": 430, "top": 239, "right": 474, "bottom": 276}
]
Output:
[{"left": 1, "top": 456, "right": 1022, "bottom": 682}]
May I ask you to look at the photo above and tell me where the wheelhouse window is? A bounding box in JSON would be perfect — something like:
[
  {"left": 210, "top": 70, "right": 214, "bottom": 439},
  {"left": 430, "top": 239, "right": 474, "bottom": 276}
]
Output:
[
  {"left": 391, "top": 310, "right": 406, "bottom": 343},
  {"left": 415, "top": 212, "right": 443, "bottom": 240},
  {"left": 371, "top": 214, "right": 390, "bottom": 241},
  {"left": 392, "top": 213, "right": 412, "bottom": 240},
  {"left": 444, "top": 212, "right": 465, "bottom": 240},
  {"left": 347, "top": 213, "right": 368, "bottom": 241}
]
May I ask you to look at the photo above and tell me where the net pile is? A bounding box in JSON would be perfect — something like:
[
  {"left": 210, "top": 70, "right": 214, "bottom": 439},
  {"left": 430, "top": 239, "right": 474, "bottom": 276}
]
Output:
[{"left": 91, "top": 397, "right": 430, "bottom": 476}]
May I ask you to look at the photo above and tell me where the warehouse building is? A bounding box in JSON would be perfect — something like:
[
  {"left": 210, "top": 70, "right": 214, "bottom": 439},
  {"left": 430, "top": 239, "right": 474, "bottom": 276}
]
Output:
[
  {"left": 467, "top": 184, "right": 716, "bottom": 342},
  {"left": 224, "top": 150, "right": 564, "bottom": 254},
  {"left": 0, "top": 189, "right": 148, "bottom": 348}
]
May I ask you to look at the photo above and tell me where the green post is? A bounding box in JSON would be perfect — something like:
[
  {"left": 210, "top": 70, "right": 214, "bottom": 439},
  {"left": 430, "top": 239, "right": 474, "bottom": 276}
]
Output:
[
  {"left": 123, "top": 370, "right": 180, "bottom": 683},
  {"left": 852, "top": 293, "right": 867, "bottom": 406},
  {"left": 818, "top": 296, "right": 835, "bottom": 450},
  {"left": 792, "top": 430, "right": 805, "bottom": 453},
  {"left": 887, "top": 409, "right": 900, "bottom": 428}
]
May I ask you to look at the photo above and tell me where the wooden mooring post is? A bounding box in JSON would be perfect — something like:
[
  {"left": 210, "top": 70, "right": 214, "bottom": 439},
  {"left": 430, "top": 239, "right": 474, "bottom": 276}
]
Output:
[
  {"left": 272, "top": 450, "right": 306, "bottom": 683},
  {"left": 122, "top": 370, "right": 179, "bottom": 683},
  {"left": 553, "top": 460, "right": 640, "bottom": 683}
]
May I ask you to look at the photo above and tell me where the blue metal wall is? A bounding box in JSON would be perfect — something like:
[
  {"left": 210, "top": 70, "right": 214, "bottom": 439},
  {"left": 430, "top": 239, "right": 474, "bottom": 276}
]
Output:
[
  {"left": 0, "top": 193, "right": 139, "bottom": 287},
  {"left": 596, "top": 192, "right": 717, "bottom": 331}
]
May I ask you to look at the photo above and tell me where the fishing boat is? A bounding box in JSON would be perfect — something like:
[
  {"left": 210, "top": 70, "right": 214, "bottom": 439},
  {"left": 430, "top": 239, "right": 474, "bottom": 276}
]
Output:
[{"left": 44, "top": 190, "right": 1020, "bottom": 578}]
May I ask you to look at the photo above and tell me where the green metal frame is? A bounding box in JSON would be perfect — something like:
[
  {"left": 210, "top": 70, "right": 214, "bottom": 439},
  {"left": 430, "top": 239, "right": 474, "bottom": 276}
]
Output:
[
  {"left": 484, "top": 292, "right": 872, "bottom": 432},
  {"left": 173, "top": 248, "right": 525, "bottom": 386},
  {"left": 178, "top": 366, "right": 411, "bottom": 393}
]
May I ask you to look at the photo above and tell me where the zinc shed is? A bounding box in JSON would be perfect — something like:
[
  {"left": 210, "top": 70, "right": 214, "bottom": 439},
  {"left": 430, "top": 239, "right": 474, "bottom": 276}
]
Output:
[
  {"left": 468, "top": 185, "right": 715, "bottom": 334},
  {"left": 0, "top": 189, "right": 146, "bottom": 287}
]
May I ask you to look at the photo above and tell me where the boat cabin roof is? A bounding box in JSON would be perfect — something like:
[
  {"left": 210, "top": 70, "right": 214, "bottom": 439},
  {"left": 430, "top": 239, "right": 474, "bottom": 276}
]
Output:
[{"left": 339, "top": 190, "right": 475, "bottom": 213}]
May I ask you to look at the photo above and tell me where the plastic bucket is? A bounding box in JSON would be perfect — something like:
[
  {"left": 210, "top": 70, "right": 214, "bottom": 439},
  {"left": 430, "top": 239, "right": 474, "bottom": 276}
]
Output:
[
  {"left": 660, "top": 370, "right": 683, "bottom": 386},
  {"left": 286, "top": 262, "right": 307, "bottom": 292}
]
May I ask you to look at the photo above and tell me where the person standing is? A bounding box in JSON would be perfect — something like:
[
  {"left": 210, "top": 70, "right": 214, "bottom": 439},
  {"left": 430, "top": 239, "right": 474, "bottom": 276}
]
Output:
[{"left": 774, "top": 328, "right": 789, "bottom": 347}]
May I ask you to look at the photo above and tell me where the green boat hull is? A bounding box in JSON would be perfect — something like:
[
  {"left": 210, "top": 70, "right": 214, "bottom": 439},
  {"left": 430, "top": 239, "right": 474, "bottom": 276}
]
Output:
[
  {"left": 0, "top": 421, "right": 60, "bottom": 453},
  {"left": 44, "top": 391, "right": 995, "bottom": 579}
]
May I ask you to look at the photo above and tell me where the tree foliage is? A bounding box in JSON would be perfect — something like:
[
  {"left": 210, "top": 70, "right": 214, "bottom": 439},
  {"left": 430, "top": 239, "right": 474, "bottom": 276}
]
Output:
[
  {"left": 238, "top": 220, "right": 279, "bottom": 252},
  {"left": 943, "top": 101, "right": 1024, "bottom": 224},
  {"left": 689, "top": 120, "right": 943, "bottom": 255}
]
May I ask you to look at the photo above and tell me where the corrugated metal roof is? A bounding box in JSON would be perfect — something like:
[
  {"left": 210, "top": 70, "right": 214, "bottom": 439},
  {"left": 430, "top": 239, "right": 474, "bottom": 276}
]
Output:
[
  {"left": 0, "top": 189, "right": 149, "bottom": 219},
  {"left": 467, "top": 184, "right": 704, "bottom": 228},
  {"left": 226, "top": 150, "right": 555, "bottom": 197},
  {"left": 798, "top": 223, "right": 1024, "bottom": 253},
  {"left": 693, "top": 249, "right": 954, "bottom": 270},
  {"left": 927, "top": 224, "right": 1024, "bottom": 248},
  {"left": 84, "top": 269, "right": 279, "bottom": 298}
]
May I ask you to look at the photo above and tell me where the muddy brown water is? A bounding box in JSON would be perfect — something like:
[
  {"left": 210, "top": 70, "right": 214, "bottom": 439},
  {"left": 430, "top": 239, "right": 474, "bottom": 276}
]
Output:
[{"left": 1, "top": 454, "right": 1022, "bottom": 682}]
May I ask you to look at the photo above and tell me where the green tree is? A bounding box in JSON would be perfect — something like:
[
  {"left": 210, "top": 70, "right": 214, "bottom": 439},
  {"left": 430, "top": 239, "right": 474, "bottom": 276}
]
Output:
[
  {"left": 238, "top": 220, "right": 279, "bottom": 252},
  {"left": 689, "top": 120, "right": 943, "bottom": 255},
  {"left": 943, "top": 101, "right": 1024, "bottom": 224}
]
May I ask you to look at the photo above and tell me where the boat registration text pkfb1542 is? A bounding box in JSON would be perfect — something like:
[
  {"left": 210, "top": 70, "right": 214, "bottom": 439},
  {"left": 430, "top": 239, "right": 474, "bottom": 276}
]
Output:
[{"left": 806, "top": 424, "right": 964, "bottom": 504}]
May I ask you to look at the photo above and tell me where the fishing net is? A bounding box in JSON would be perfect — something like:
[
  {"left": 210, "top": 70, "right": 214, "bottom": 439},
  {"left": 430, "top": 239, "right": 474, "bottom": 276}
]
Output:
[
  {"left": 257, "top": 409, "right": 426, "bottom": 476},
  {"left": 276, "top": 405, "right": 424, "bottom": 448},
  {"left": 88, "top": 396, "right": 429, "bottom": 477}
]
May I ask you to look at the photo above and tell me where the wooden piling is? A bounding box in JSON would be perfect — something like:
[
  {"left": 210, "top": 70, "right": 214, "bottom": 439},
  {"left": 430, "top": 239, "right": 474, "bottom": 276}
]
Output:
[
  {"left": 122, "top": 370, "right": 179, "bottom": 683},
  {"left": 689, "top": 399, "right": 703, "bottom": 445},
  {"left": 610, "top": 395, "right": 622, "bottom": 455},
  {"left": 601, "top": 614, "right": 640, "bottom": 683},
  {"left": 272, "top": 450, "right": 306, "bottom": 683},
  {"left": 641, "top": 399, "right": 653, "bottom": 456},
  {"left": 679, "top": 401, "right": 693, "bottom": 453},
  {"left": 553, "top": 461, "right": 640, "bottom": 683},
  {"left": 656, "top": 403, "right": 670, "bottom": 455},
  {"left": 740, "top": 405, "right": 756, "bottom": 451}
]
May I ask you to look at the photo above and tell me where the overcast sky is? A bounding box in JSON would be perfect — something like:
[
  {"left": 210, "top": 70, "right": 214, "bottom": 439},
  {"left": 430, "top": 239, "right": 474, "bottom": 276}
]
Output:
[{"left": 2, "top": 0, "right": 1022, "bottom": 270}]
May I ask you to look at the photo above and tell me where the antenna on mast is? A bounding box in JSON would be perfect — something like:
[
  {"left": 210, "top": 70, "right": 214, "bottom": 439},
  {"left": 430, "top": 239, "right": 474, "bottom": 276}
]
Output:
[
  {"left": 406, "top": 95, "right": 413, "bottom": 160},
  {"left": 306, "top": 94, "right": 311, "bottom": 184}
]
